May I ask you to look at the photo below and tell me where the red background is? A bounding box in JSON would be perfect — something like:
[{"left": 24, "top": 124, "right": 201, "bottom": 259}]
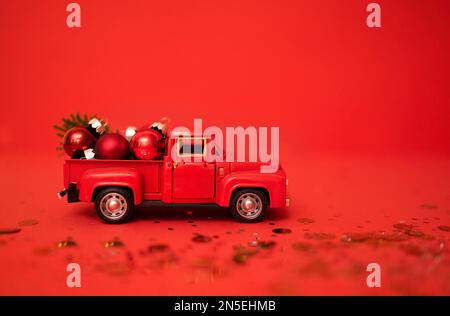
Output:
[{"left": 0, "top": 0, "right": 449, "bottom": 295}]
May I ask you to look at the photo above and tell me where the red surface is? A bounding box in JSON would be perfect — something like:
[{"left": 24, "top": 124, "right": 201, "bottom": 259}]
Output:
[{"left": 1, "top": 0, "right": 450, "bottom": 295}]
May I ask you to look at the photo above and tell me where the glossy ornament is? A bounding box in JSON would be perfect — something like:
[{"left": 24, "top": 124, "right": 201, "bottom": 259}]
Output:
[
  {"left": 63, "top": 127, "right": 97, "bottom": 158},
  {"left": 129, "top": 129, "right": 164, "bottom": 160},
  {"left": 95, "top": 133, "right": 130, "bottom": 159}
]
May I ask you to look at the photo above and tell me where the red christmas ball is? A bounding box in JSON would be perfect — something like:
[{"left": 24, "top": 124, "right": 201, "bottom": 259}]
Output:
[
  {"left": 130, "top": 129, "right": 164, "bottom": 160},
  {"left": 63, "top": 127, "right": 97, "bottom": 158},
  {"left": 95, "top": 133, "right": 130, "bottom": 159}
]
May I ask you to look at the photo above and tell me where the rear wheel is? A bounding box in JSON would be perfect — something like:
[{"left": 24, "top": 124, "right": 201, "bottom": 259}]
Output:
[
  {"left": 95, "top": 187, "right": 134, "bottom": 224},
  {"left": 230, "top": 189, "right": 268, "bottom": 223}
]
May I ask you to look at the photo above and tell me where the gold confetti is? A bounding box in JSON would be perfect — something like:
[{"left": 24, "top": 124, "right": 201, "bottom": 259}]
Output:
[
  {"left": 297, "top": 218, "right": 315, "bottom": 224},
  {"left": 233, "top": 247, "right": 259, "bottom": 264},
  {"left": 420, "top": 204, "right": 438, "bottom": 209},
  {"left": 257, "top": 240, "right": 276, "bottom": 249},
  {"left": 292, "top": 242, "right": 314, "bottom": 251},
  {"left": 272, "top": 228, "right": 292, "bottom": 234},
  {"left": 104, "top": 238, "right": 124, "bottom": 248},
  {"left": 192, "top": 234, "right": 212, "bottom": 243},
  {"left": 18, "top": 219, "right": 39, "bottom": 226},
  {"left": 0, "top": 227, "right": 21, "bottom": 235},
  {"left": 58, "top": 238, "right": 77, "bottom": 248},
  {"left": 148, "top": 244, "right": 169, "bottom": 253}
]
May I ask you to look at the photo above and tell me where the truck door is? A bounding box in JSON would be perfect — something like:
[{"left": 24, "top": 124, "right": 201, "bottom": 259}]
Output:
[{"left": 172, "top": 136, "right": 215, "bottom": 200}]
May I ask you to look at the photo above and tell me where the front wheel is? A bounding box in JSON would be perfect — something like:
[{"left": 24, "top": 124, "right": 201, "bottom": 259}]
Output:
[
  {"left": 230, "top": 189, "right": 268, "bottom": 223},
  {"left": 95, "top": 187, "right": 134, "bottom": 224}
]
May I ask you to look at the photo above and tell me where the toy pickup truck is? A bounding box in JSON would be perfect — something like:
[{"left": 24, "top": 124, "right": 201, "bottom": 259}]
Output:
[{"left": 59, "top": 130, "right": 289, "bottom": 223}]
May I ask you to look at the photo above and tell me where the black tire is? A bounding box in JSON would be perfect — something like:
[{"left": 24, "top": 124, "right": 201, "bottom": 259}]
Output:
[
  {"left": 94, "top": 187, "right": 134, "bottom": 224},
  {"left": 230, "top": 189, "right": 268, "bottom": 223}
]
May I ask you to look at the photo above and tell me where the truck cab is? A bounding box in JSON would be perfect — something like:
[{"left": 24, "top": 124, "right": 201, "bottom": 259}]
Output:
[{"left": 60, "top": 129, "right": 289, "bottom": 223}]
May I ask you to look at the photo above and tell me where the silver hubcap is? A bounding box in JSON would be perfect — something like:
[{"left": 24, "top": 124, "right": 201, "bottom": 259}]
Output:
[
  {"left": 236, "top": 193, "right": 262, "bottom": 219},
  {"left": 100, "top": 193, "right": 128, "bottom": 220}
]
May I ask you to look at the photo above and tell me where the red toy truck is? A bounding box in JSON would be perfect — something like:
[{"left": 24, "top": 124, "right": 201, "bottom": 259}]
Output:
[{"left": 59, "top": 129, "right": 289, "bottom": 223}]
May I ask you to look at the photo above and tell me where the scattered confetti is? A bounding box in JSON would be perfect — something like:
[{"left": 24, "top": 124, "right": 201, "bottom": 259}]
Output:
[
  {"left": 272, "top": 228, "right": 292, "bottom": 234},
  {"left": 233, "top": 247, "right": 259, "bottom": 264},
  {"left": 292, "top": 242, "right": 313, "bottom": 252},
  {"left": 398, "top": 243, "right": 443, "bottom": 259},
  {"left": 379, "top": 232, "right": 410, "bottom": 242},
  {"left": 297, "top": 218, "right": 315, "bottom": 224},
  {"left": 393, "top": 223, "right": 414, "bottom": 231},
  {"left": 148, "top": 244, "right": 169, "bottom": 253},
  {"left": 57, "top": 238, "right": 77, "bottom": 248},
  {"left": 104, "top": 238, "right": 124, "bottom": 248},
  {"left": 98, "top": 262, "right": 132, "bottom": 276},
  {"left": 420, "top": 204, "right": 438, "bottom": 209},
  {"left": 18, "top": 219, "right": 39, "bottom": 226},
  {"left": 393, "top": 223, "right": 427, "bottom": 238},
  {"left": 257, "top": 240, "right": 276, "bottom": 249},
  {"left": 341, "top": 232, "right": 374, "bottom": 243},
  {"left": 192, "top": 234, "right": 212, "bottom": 243},
  {"left": 0, "top": 228, "right": 21, "bottom": 235}
]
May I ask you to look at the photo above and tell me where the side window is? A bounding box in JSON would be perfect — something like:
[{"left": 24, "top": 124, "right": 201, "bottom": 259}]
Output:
[{"left": 177, "top": 137, "right": 206, "bottom": 157}]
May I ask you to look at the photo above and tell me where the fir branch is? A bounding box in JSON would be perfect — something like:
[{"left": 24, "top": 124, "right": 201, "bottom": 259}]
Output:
[
  {"left": 53, "top": 125, "right": 67, "bottom": 132},
  {"left": 54, "top": 113, "right": 111, "bottom": 152}
]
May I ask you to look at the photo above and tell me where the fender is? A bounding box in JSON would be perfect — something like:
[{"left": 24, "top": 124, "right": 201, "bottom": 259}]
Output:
[
  {"left": 78, "top": 167, "right": 144, "bottom": 205},
  {"left": 216, "top": 171, "right": 286, "bottom": 208}
]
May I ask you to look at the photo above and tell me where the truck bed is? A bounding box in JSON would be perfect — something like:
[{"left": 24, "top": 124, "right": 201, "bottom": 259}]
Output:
[{"left": 64, "top": 159, "right": 164, "bottom": 197}]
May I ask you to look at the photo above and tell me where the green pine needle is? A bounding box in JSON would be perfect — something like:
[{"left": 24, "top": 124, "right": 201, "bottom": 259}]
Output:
[
  {"left": 53, "top": 125, "right": 67, "bottom": 132},
  {"left": 54, "top": 112, "right": 111, "bottom": 152}
]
